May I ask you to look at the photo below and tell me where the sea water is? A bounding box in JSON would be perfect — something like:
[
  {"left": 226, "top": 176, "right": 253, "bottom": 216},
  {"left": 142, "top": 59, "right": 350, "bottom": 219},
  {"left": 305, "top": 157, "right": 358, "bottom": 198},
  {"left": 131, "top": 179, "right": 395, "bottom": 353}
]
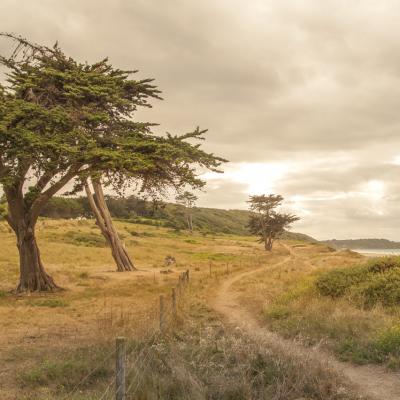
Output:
[{"left": 353, "top": 249, "right": 400, "bottom": 256}]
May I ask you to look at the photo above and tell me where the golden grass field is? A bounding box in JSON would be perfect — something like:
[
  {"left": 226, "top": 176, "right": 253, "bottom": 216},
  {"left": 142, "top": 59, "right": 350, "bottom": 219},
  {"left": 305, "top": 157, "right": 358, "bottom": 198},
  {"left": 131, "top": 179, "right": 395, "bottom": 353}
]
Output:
[{"left": 1, "top": 218, "right": 397, "bottom": 399}]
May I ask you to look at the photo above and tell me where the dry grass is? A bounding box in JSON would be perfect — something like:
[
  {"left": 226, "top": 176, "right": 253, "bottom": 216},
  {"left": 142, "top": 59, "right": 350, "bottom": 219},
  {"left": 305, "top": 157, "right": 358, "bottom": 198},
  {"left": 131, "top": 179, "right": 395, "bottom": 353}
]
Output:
[
  {"left": 235, "top": 241, "right": 400, "bottom": 369},
  {"left": 0, "top": 220, "right": 361, "bottom": 399}
]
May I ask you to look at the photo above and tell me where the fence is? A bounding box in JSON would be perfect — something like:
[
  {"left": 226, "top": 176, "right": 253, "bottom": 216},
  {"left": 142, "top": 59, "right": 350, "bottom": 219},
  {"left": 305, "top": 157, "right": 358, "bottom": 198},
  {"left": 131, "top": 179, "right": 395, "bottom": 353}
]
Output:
[{"left": 61, "top": 269, "right": 191, "bottom": 400}]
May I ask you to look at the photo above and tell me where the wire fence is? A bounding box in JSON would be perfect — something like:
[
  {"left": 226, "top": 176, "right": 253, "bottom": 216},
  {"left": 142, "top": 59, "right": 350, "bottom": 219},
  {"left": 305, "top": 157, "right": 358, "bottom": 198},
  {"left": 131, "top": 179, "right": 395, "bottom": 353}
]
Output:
[
  {"left": 55, "top": 256, "right": 263, "bottom": 400},
  {"left": 60, "top": 269, "right": 191, "bottom": 400}
]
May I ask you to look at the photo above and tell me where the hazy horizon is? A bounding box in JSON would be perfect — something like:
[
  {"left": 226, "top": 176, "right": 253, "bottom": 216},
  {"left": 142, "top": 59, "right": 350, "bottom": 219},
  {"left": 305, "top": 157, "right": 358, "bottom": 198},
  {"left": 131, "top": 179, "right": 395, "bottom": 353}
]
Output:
[{"left": 1, "top": 1, "right": 400, "bottom": 241}]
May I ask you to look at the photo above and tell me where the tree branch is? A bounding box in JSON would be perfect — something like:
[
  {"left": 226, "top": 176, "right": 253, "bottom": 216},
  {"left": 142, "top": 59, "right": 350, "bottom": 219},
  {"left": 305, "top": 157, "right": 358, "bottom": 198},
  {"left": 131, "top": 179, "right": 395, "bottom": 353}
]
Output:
[{"left": 29, "top": 166, "right": 82, "bottom": 222}]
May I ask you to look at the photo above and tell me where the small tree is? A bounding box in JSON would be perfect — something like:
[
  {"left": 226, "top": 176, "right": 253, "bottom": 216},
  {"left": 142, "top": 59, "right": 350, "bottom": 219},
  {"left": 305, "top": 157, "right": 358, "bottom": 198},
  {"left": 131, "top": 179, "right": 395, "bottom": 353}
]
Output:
[
  {"left": 176, "top": 191, "right": 197, "bottom": 233},
  {"left": 248, "top": 194, "right": 299, "bottom": 251}
]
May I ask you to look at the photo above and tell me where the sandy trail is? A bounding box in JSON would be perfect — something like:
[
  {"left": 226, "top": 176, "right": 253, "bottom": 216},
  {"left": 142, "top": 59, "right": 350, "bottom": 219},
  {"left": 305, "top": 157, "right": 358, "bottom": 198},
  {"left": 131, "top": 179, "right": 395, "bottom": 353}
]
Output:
[{"left": 212, "top": 249, "right": 400, "bottom": 400}]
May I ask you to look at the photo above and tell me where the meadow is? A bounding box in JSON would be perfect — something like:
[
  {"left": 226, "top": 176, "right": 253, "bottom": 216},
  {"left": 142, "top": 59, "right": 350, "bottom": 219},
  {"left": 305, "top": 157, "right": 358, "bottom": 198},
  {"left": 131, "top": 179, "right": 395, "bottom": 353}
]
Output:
[
  {"left": 0, "top": 218, "right": 389, "bottom": 399},
  {"left": 235, "top": 243, "right": 400, "bottom": 370}
]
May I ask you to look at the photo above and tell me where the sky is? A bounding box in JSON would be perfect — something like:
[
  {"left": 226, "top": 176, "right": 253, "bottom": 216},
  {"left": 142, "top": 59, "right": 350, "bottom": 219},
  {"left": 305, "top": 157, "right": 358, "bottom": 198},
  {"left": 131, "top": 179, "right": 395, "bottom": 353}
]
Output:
[{"left": 1, "top": 0, "right": 400, "bottom": 240}]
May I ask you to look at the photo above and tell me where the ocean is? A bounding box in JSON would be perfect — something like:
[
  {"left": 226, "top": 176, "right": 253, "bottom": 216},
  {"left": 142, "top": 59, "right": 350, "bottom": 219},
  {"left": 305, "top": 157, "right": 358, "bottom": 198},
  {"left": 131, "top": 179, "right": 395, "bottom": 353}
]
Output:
[{"left": 352, "top": 248, "right": 400, "bottom": 256}]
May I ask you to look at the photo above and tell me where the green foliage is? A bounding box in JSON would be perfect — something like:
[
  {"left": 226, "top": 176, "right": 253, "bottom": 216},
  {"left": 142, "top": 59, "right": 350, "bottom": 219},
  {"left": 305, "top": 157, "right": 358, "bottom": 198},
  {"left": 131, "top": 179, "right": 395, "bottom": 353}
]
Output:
[
  {"left": 0, "top": 33, "right": 224, "bottom": 258},
  {"left": 316, "top": 257, "right": 400, "bottom": 307},
  {"left": 48, "top": 230, "right": 106, "bottom": 247},
  {"left": 355, "top": 270, "right": 400, "bottom": 307},
  {"left": 315, "top": 266, "right": 367, "bottom": 298},
  {"left": 248, "top": 194, "right": 299, "bottom": 250},
  {"left": 41, "top": 197, "right": 88, "bottom": 219}
]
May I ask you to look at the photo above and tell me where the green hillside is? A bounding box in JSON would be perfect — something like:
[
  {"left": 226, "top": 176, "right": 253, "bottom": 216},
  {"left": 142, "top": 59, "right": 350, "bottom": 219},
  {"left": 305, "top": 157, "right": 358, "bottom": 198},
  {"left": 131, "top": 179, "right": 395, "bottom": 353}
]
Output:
[{"left": 38, "top": 196, "right": 314, "bottom": 240}]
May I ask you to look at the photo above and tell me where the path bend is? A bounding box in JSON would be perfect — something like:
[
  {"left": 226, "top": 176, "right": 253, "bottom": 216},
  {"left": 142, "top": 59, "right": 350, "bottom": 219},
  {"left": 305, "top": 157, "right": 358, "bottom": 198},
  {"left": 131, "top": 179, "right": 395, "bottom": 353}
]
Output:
[{"left": 212, "top": 248, "right": 400, "bottom": 400}]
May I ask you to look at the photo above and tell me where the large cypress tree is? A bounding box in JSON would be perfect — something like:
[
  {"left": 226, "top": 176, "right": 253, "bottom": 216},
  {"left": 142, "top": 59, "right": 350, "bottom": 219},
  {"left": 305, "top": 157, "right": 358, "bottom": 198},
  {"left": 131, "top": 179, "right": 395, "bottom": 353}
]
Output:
[{"left": 0, "top": 34, "right": 224, "bottom": 291}]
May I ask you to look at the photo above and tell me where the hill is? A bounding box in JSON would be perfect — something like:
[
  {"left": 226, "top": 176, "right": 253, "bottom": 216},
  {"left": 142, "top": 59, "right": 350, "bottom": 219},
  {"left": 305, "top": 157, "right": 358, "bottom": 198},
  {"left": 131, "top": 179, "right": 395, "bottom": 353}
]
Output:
[
  {"left": 322, "top": 238, "right": 400, "bottom": 249},
  {"left": 38, "top": 196, "right": 315, "bottom": 240}
]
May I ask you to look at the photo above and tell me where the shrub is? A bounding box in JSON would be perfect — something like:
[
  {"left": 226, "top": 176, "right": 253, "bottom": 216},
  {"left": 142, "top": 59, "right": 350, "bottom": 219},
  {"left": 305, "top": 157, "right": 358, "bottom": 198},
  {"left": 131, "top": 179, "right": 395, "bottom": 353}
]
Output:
[
  {"left": 356, "top": 270, "right": 400, "bottom": 307},
  {"left": 316, "top": 257, "right": 400, "bottom": 307},
  {"left": 315, "top": 266, "right": 367, "bottom": 298},
  {"left": 366, "top": 257, "right": 400, "bottom": 273},
  {"left": 374, "top": 325, "right": 400, "bottom": 360}
]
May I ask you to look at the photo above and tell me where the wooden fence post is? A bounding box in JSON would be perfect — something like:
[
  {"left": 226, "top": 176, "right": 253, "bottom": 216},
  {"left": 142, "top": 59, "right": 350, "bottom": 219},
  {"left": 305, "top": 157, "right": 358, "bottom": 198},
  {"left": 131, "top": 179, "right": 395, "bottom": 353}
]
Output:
[
  {"left": 116, "top": 337, "right": 126, "bottom": 400},
  {"left": 177, "top": 277, "right": 181, "bottom": 297},
  {"left": 159, "top": 295, "right": 165, "bottom": 333},
  {"left": 209, "top": 261, "right": 212, "bottom": 277},
  {"left": 172, "top": 288, "right": 177, "bottom": 319},
  {"left": 186, "top": 269, "right": 190, "bottom": 282}
]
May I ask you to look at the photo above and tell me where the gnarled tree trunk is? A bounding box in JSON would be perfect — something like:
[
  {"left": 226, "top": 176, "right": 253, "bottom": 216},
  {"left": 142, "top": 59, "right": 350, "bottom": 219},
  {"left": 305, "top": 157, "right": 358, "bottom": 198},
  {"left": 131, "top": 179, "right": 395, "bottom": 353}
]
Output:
[
  {"left": 16, "top": 222, "right": 59, "bottom": 291},
  {"left": 85, "top": 179, "right": 136, "bottom": 272}
]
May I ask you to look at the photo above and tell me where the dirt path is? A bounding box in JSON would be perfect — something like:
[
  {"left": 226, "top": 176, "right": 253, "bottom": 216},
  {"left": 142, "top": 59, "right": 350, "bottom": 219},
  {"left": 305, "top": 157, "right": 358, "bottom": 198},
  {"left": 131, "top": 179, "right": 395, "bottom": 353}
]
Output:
[{"left": 212, "top": 249, "right": 400, "bottom": 400}]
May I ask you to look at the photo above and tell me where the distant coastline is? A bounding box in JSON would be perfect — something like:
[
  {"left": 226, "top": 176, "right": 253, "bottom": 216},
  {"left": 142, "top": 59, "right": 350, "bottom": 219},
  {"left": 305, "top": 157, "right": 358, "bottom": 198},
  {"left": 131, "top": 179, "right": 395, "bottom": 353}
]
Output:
[
  {"left": 352, "top": 248, "right": 400, "bottom": 257},
  {"left": 322, "top": 238, "right": 400, "bottom": 250}
]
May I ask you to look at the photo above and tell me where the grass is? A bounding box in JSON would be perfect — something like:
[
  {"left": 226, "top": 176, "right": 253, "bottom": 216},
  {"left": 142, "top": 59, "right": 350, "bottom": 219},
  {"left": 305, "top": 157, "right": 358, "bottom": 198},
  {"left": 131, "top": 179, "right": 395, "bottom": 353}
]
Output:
[
  {"left": 0, "top": 219, "right": 372, "bottom": 399},
  {"left": 234, "top": 245, "right": 400, "bottom": 369},
  {"left": 29, "top": 299, "right": 69, "bottom": 308}
]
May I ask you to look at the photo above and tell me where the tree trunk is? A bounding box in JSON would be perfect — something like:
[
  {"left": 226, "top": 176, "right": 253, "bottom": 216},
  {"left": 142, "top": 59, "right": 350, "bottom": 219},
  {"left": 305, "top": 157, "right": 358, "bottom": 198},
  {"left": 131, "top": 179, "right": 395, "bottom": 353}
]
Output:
[
  {"left": 85, "top": 179, "right": 136, "bottom": 272},
  {"left": 264, "top": 236, "right": 273, "bottom": 251},
  {"left": 187, "top": 213, "right": 193, "bottom": 234},
  {"left": 15, "top": 222, "right": 59, "bottom": 292}
]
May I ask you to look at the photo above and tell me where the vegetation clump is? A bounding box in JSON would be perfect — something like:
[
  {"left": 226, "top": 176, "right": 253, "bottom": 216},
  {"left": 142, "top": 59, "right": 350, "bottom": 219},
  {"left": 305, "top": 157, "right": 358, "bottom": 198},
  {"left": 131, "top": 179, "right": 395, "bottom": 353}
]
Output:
[{"left": 316, "top": 257, "right": 400, "bottom": 307}]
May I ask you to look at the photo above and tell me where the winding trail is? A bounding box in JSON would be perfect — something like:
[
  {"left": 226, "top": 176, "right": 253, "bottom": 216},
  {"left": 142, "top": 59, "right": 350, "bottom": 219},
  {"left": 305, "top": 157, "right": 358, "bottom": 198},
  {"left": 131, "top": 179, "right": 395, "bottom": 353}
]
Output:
[{"left": 212, "top": 248, "right": 400, "bottom": 400}]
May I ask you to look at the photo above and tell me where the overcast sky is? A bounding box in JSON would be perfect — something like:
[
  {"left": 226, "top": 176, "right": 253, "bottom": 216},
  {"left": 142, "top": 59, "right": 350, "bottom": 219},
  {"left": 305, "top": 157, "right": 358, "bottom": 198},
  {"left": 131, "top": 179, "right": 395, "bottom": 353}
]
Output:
[{"left": 1, "top": 0, "right": 400, "bottom": 240}]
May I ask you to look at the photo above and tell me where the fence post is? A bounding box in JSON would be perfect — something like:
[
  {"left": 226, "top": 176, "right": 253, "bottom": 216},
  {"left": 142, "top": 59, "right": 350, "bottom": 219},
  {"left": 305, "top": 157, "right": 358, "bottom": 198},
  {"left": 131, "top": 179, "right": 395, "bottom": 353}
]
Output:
[
  {"left": 177, "top": 276, "right": 181, "bottom": 298},
  {"left": 116, "top": 337, "right": 126, "bottom": 400},
  {"left": 209, "top": 261, "right": 212, "bottom": 277},
  {"left": 172, "top": 288, "right": 177, "bottom": 319},
  {"left": 159, "top": 295, "right": 165, "bottom": 333},
  {"left": 186, "top": 269, "right": 190, "bottom": 282}
]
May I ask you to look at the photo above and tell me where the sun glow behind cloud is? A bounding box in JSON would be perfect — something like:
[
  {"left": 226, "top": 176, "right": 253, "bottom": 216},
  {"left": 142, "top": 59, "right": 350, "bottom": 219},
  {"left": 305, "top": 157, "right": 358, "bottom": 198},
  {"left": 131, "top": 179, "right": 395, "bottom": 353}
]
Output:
[{"left": 202, "top": 162, "right": 290, "bottom": 195}]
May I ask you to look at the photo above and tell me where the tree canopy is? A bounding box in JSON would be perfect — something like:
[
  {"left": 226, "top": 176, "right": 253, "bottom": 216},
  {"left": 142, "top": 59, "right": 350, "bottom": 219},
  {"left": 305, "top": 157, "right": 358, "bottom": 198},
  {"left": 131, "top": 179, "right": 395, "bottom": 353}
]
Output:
[
  {"left": 0, "top": 33, "right": 226, "bottom": 291},
  {"left": 248, "top": 194, "right": 299, "bottom": 251}
]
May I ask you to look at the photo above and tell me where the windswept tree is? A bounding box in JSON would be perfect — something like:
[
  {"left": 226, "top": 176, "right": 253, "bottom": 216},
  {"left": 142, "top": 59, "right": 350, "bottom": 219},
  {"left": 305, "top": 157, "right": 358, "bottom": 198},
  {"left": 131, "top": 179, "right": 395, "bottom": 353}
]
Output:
[
  {"left": 248, "top": 194, "right": 299, "bottom": 251},
  {"left": 0, "top": 34, "right": 224, "bottom": 291},
  {"left": 176, "top": 191, "right": 197, "bottom": 233},
  {"left": 84, "top": 127, "right": 222, "bottom": 272}
]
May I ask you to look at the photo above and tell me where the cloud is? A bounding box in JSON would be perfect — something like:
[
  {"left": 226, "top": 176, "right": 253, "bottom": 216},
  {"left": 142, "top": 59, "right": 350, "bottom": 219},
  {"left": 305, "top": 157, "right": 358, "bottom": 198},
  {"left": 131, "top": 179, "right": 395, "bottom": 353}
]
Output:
[{"left": 1, "top": 0, "right": 400, "bottom": 239}]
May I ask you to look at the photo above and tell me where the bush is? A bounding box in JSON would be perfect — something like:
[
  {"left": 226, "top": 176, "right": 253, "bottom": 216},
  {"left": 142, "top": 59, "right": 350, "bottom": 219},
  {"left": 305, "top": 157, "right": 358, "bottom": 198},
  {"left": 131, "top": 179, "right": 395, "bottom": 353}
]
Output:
[
  {"left": 316, "top": 257, "right": 400, "bottom": 307},
  {"left": 366, "top": 257, "right": 400, "bottom": 273},
  {"left": 356, "top": 270, "right": 400, "bottom": 307},
  {"left": 315, "top": 266, "right": 367, "bottom": 298}
]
